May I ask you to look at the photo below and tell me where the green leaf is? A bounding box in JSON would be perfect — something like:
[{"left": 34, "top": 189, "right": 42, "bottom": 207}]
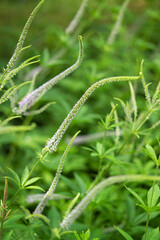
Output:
[
  {"left": 3, "top": 214, "right": 25, "bottom": 227},
  {"left": 8, "top": 168, "right": 20, "bottom": 186},
  {"left": 144, "top": 144, "right": 158, "bottom": 165},
  {"left": 74, "top": 231, "right": 81, "bottom": 240},
  {"left": 136, "top": 204, "right": 150, "bottom": 213},
  {"left": 24, "top": 177, "right": 41, "bottom": 187},
  {"left": 114, "top": 226, "right": 134, "bottom": 240},
  {"left": 133, "top": 212, "right": 160, "bottom": 226},
  {"left": 74, "top": 173, "right": 87, "bottom": 193},
  {"left": 7, "top": 177, "right": 20, "bottom": 187},
  {"left": 125, "top": 186, "right": 145, "bottom": 205},
  {"left": 25, "top": 185, "right": 44, "bottom": 191},
  {"left": 3, "top": 230, "right": 13, "bottom": 240},
  {"left": 61, "top": 175, "right": 78, "bottom": 192},
  {"left": 21, "top": 167, "right": 29, "bottom": 186},
  {"left": 147, "top": 184, "right": 160, "bottom": 207},
  {"left": 96, "top": 142, "right": 104, "bottom": 155},
  {"left": 142, "top": 227, "right": 160, "bottom": 240},
  {"left": 83, "top": 229, "right": 90, "bottom": 240}
]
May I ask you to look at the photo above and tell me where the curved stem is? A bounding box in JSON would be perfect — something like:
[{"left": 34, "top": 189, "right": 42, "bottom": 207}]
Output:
[
  {"left": 44, "top": 75, "right": 140, "bottom": 153},
  {"left": 17, "top": 36, "right": 83, "bottom": 114},
  {"left": 9, "top": 188, "right": 21, "bottom": 205},
  {"left": 60, "top": 174, "right": 160, "bottom": 230},
  {"left": 144, "top": 165, "right": 159, "bottom": 240}
]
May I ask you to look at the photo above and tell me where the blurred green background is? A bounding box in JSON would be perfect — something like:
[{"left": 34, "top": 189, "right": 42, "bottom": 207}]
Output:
[{"left": 0, "top": 0, "right": 160, "bottom": 239}]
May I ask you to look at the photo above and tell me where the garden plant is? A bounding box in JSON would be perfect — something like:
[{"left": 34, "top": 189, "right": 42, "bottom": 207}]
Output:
[{"left": 0, "top": 0, "right": 160, "bottom": 239}]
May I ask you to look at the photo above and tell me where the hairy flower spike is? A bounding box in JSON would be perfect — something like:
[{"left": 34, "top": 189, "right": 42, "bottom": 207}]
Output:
[
  {"left": 152, "top": 81, "right": 160, "bottom": 104},
  {"left": 3, "top": 0, "right": 45, "bottom": 78},
  {"left": 1, "top": 56, "right": 40, "bottom": 91},
  {"left": 34, "top": 131, "right": 80, "bottom": 215},
  {"left": 43, "top": 75, "right": 140, "bottom": 153},
  {"left": 140, "top": 60, "right": 151, "bottom": 104},
  {"left": 107, "top": 0, "right": 130, "bottom": 45},
  {"left": 115, "top": 97, "right": 132, "bottom": 123},
  {"left": 111, "top": 102, "right": 120, "bottom": 143},
  {"left": 129, "top": 81, "right": 137, "bottom": 120},
  {"left": 16, "top": 36, "right": 83, "bottom": 115},
  {"left": 60, "top": 174, "right": 160, "bottom": 229},
  {"left": 28, "top": 0, "right": 88, "bottom": 79},
  {"left": 66, "top": 0, "right": 89, "bottom": 34}
]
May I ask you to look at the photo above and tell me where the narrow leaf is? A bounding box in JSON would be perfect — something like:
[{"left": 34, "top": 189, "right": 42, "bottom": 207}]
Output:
[
  {"left": 144, "top": 144, "right": 158, "bottom": 165},
  {"left": 21, "top": 167, "right": 29, "bottom": 186},
  {"left": 74, "top": 231, "right": 81, "bottom": 240},
  {"left": 8, "top": 168, "right": 20, "bottom": 186},
  {"left": 125, "top": 186, "right": 145, "bottom": 205},
  {"left": 114, "top": 226, "right": 134, "bottom": 240},
  {"left": 142, "top": 227, "right": 159, "bottom": 240},
  {"left": 75, "top": 173, "right": 87, "bottom": 193},
  {"left": 84, "top": 229, "right": 90, "bottom": 239},
  {"left": 25, "top": 185, "right": 44, "bottom": 191},
  {"left": 147, "top": 184, "right": 160, "bottom": 207},
  {"left": 24, "top": 177, "right": 41, "bottom": 187}
]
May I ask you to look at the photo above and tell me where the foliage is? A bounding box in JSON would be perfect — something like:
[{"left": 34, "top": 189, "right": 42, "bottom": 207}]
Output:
[{"left": 0, "top": 0, "right": 160, "bottom": 240}]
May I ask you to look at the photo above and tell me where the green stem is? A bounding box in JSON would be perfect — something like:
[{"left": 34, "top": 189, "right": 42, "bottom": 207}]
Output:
[
  {"left": 116, "top": 134, "right": 132, "bottom": 155},
  {"left": 27, "top": 157, "right": 43, "bottom": 182},
  {"left": 9, "top": 188, "right": 21, "bottom": 205},
  {"left": 60, "top": 174, "right": 160, "bottom": 230},
  {"left": 102, "top": 130, "right": 107, "bottom": 149},
  {"left": 117, "top": 107, "right": 153, "bottom": 156},
  {"left": 135, "top": 109, "right": 153, "bottom": 132},
  {"left": 88, "top": 130, "right": 107, "bottom": 191},
  {"left": 144, "top": 165, "right": 159, "bottom": 240},
  {"left": 0, "top": 209, "right": 5, "bottom": 240},
  {"left": 9, "top": 156, "right": 44, "bottom": 205},
  {"left": 144, "top": 214, "right": 150, "bottom": 240}
]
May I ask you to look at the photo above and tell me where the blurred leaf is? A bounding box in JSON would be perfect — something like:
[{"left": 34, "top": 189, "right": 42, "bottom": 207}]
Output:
[
  {"left": 3, "top": 230, "right": 13, "bottom": 240},
  {"left": 114, "top": 226, "right": 134, "bottom": 240},
  {"left": 74, "top": 173, "right": 87, "bottom": 193},
  {"left": 24, "top": 177, "right": 41, "bottom": 187},
  {"left": 21, "top": 167, "right": 29, "bottom": 186},
  {"left": 125, "top": 186, "right": 145, "bottom": 206},
  {"left": 61, "top": 175, "right": 78, "bottom": 192},
  {"left": 144, "top": 144, "right": 158, "bottom": 165},
  {"left": 25, "top": 186, "right": 44, "bottom": 191},
  {"left": 74, "top": 231, "right": 81, "bottom": 240},
  {"left": 141, "top": 227, "right": 160, "bottom": 240},
  {"left": 147, "top": 184, "right": 160, "bottom": 207},
  {"left": 8, "top": 168, "right": 20, "bottom": 186}
]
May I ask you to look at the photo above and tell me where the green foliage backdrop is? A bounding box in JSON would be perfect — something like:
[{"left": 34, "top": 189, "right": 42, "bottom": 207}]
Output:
[{"left": 0, "top": 0, "right": 160, "bottom": 239}]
